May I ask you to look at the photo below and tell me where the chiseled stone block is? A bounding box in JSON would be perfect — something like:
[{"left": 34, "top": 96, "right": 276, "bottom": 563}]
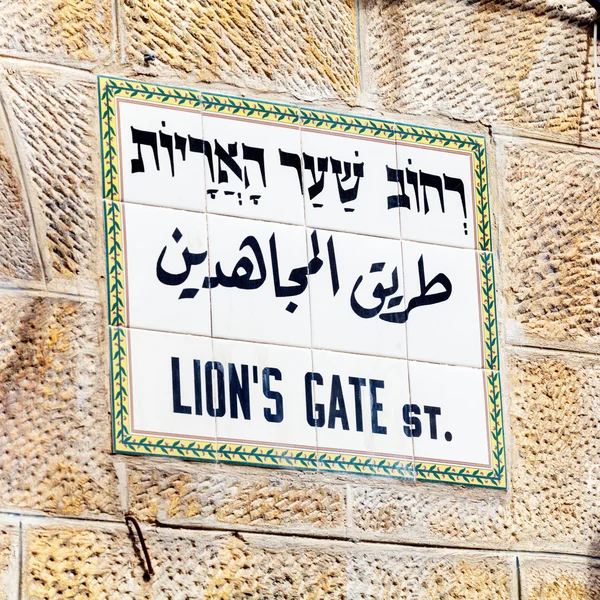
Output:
[
  {"left": 579, "top": 39, "right": 600, "bottom": 142},
  {"left": 520, "top": 556, "right": 600, "bottom": 600},
  {"left": 22, "top": 523, "right": 514, "bottom": 599},
  {"left": 350, "top": 348, "right": 600, "bottom": 556},
  {"left": 126, "top": 463, "right": 346, "bottom": 534},
  {"left": 0, "top": 119, "right": 41, "bottom": 284},
  {"left": 0, "top": 526, "right": 18, "bottom": 600},
  {"left": 366, "top": 0, "right": 594, "bottom": 137},
  {"left": 119, "top": 0, "right": 360, "bottom": 101},
  {"left": 22, "top": 525, "right": 347, "bottom": 599},
  {"left": 0, "top": 293, "right": 120, "bottom": 517},
  {"left": 347, "top": 547, "right": 514, "bottom": 599},
  {"left": 507, "top": 350, "right": 600, "bottom": 551},
  {"left": 499, "top": 141, "right": 600, "bottom": 349},
  {"left": 0, "top": 66, "right": 99, "bottom": 289},
  {"left": 0, "top": 0, "right": 113, "bottom": 63}
]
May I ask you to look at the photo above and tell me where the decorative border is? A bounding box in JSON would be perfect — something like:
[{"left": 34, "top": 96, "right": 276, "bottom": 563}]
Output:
[
  {"left": 395, "top": 125, "right": 491, "bottom": 254},
  {"left": 109, "top": 326, "right": 218, "bottom": 461},
  {"left": 202, "top": 92, "right": 299, "bottom": 125},
  {"left": 104, "top": 201, "right": 126, "bottom": 327},
  {"left": 99, "top": 76, "right": 202, "bottom": 201},
  {"left": 300, "top": 108, "right": 396, "bottom": 140},
  {"left": 101, "top": 76, "right": 505, "bottom": 489}
]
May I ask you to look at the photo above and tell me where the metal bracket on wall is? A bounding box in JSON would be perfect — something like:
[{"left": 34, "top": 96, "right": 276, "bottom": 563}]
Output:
[{"left": 125, "top": 514, "right": 155, "bottom": 580}]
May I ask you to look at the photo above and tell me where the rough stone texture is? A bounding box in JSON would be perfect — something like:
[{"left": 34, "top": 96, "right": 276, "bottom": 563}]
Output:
[
  {"left": 346, "top": 549, "right": 513, "bottom": 599},
  {"left": 366, "top": 0, "right": 594, "bottom": 137},
  {"left": 350, "top": 348, "right": 600, "bottom": 556},
  {"left": 0, "top": 0, "right": 113, "bottom": 63},
  {"left": 578, "top": 27, "right": 600, "bottom": 142},
  {"left": 500, "top": 141, "right": 600, "bottom": 349},
  {"left": 0, "top": 526, "right": 18, "bottom": 600},
  {"left": 520, "top": 557, "right": 600, "bottom": 600},
  {"left": 23, "top": 525, "right": 212, "bottom": 599},
  {"left": 0, "top": 66, "right": 98, "bottom": 287},
  {"left": 0, "top": 293, "right": 120, "bottom": 517},
  {"left": 22, "top": 523, "right": 514, "bottom": 599},
  {"left": 1, "top": 0, "right": 600, "bottom": 595},
  {"left": 508, "top": 351, "right": 600, "bottom": 553},
  {"left": 127, "top": 463, "right": 346, "bottom": 534},
  {"left": 0, "top": 120, "right": 41, "bottom": 283},
  {"left": 120, "top": 0, "right": 359, "bottom": 101}
]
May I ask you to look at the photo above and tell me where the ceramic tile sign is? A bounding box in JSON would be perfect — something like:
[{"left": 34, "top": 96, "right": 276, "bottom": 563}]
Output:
[{"left": 99, "top": 76, "right": 505, "bottom": 488}]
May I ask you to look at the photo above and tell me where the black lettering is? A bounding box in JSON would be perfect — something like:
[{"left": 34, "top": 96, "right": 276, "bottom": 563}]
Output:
[
  {"left": 171, "top": 357, "right": 192, "bottom": 414},
  {"left": 424, "top": 405, "right": 441, "bottom": 440},
  {"left": 229, "top": 363, "right": 250, "bottom": 420},
  {"left": 305, "top": 372, "right": 325, "bottom": 427},
  {"left": 348, "top": 376, "right": 366, "bottom": 432},
  {"left": 328, "top": 374, "right": 349, "bottom": 430},
  {"left": 205, "top": 361, "right": 226, "bottom": 417},
  {"left": 263, "top": 367, "right": 284, "bottom": 423},
  {"left": 402, "top": 403, "right": 422, "bottom": 438},
  {"left": 369, "top": 379, "right": 386, "bottom": 434},
  {"left": 193, "top": 359, "right": 202, "bottom": 415}
]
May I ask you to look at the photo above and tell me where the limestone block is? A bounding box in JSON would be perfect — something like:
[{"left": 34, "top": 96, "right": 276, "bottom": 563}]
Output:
[
  {"left": 520, "top": 556, "right": 600, "bottom": 600},
  {"left": 23, "top": 524, "right": 210, "bottom": 599},
  {"left": 507, "top": 350, "right": 600, "bottom": 551},
  {"left": 350, "top": 348, "right": 600, "bottom": 556},
  {"left": 0, "top": 115, "right": 41, "bottom": 284},
  {"left": 577, "top": 29, "right": 600, "bottom": 142},
  {"left": 0, "top": 526, "right": 18, "bottom": 600},
  {"left": 126, "top": 462, "right": 346, "bottom": 535},
  {"left": 22, "top": 525, "right": 348, "bottom": 599},
  {"left": 119, "top": 0, "right": 360, "bottom": 101},
  {"left": 0, "top": 66, "right": 99, "bottom": 290},
  {"left": 0, "top": 0, "right": 113, "bottom": 64},
  {"left": 347, "top": 548, "right": 514, "bottom": 599},
  {"left": 22, "top": 523, "right": 514, "bottom": 599},
  {"left": 499, "top": 140, "right": 600, "bottom": 349},
  {"left": 366, "top": 0, "right": 594, "bottom": 137},
  {"left": 0, "top": 293, "right": 120, "bottom": 517}
]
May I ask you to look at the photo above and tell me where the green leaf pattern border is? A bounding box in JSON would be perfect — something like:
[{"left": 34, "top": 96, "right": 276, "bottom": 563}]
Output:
[{"left": 100, "top": 76, "right": 505, "bottom": 489}]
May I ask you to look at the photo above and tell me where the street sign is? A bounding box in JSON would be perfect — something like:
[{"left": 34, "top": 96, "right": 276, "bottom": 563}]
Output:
[{"left": 99, "top": 76, "right": 505, "bottom": 488}]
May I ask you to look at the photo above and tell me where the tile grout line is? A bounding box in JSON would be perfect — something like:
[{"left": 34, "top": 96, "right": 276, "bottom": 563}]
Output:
[
  {"left": 103, "top": 197, "right": 491, "bottom": 253},
  {"left": 0, "top": 53, "right": 96, "bottom": 74},
  {"left": 354, "top": 0, "right": 364, "bottom": 95},
  {"left": 17, "top": 520, "right": 23, "bottom": 600},
  {"left": 199, "top": 101, "right": 220, "bottom": 464},
  {"left": 0, "top": 283, "right": 98, "bottom": 301}
]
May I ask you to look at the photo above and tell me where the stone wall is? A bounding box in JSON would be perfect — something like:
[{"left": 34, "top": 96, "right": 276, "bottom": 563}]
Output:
[{"left": 1, "top": 0, "right": 600, "bottom": 597}]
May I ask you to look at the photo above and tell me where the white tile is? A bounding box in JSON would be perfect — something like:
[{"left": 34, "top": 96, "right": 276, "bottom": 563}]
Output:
[
  {"left": 213, "top": 338, "right": 317, "bottom": 450},
  {"left": 301, "top": 129, "right": 400, "bottom": 238},
  {"left": 408, "top": 361, "right": 491, "bottom": 468},
  {"left": 312, "top": 350, "right": 413, "bottom": 460},
  {"left": 307, "top": 229, "right": 407, "bottom": 358},
  {"left": 202, "top": 113, "right": 304, "bottom": 225},
  {"left": 127, "top": 328, "right": 217, "bottom": 442},
  {"left": 208, "top": 214, "right": 311, "bottom": 347},
  {"left": 116, "top": 98, "right": 206, "bottom": 211},
  {"left": 396, "top": 142, "right": 477, "bottom": 249},
  {"left": 402, "top": 241, "right": 483, "bottom": 368},
  {"left": 120, "top": 202, "right": 211, "bottom": 336}
]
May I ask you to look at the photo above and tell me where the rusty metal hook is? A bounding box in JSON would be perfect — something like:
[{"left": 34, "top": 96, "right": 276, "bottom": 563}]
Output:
[{"left": 125, "top": 514, "right": 155, "bottom": 579}]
